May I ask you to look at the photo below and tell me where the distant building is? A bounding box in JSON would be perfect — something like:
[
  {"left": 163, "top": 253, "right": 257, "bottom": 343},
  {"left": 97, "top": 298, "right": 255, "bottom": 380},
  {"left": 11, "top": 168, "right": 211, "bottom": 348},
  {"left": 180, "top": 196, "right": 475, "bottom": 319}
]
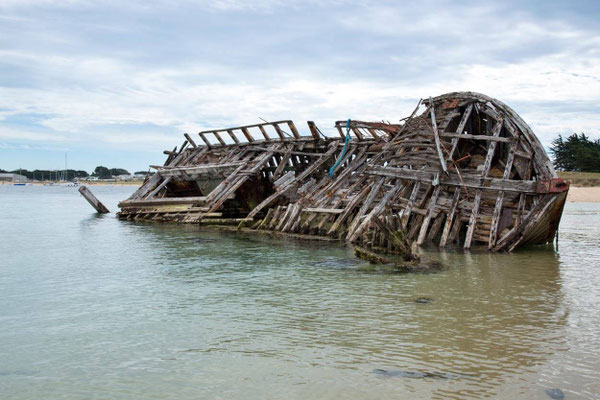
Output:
[
  {"left": 116, "top": 174, "right": 135, "bottom": 181},
  {"left": 0, "top": 173, "right": 29, "bottom": 183}
]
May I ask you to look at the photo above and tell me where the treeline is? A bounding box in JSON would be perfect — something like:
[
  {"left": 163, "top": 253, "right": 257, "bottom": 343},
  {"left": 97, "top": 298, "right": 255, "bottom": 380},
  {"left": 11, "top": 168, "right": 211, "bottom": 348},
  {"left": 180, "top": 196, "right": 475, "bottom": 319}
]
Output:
[
  {"left": 0, "top": 166, "right": 154, "bottom": 180},
  {"left": 91, "top": 166, "right": 153, "bottom": 178},
  {"left": 551, "top": 133, "right": 600, "bottom": 172},
  {"left": 0, "top": 169, "right": 89, "bottom": 180}
]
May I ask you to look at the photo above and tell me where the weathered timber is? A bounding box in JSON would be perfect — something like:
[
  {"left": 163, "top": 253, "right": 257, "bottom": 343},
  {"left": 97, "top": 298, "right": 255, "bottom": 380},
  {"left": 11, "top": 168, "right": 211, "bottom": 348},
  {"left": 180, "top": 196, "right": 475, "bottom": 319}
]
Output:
[
  {"left": 79, "top": 186, "right": 110, "bottom": 213},
  {"left": 118, "top": 91, "right": 569, "bottom": 254}
]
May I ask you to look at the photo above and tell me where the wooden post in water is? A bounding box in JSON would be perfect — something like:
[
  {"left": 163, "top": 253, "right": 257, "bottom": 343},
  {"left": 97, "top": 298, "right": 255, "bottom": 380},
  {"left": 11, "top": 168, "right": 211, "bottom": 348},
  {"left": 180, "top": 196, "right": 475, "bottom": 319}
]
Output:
[{"left": 79, "top": 186, "right": 110, "bottom": 213}]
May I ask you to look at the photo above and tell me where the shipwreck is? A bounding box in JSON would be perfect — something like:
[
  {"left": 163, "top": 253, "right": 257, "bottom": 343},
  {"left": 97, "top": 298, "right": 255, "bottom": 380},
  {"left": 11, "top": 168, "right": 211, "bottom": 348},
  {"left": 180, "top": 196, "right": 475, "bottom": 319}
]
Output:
[{"left": 118, "top": 92, "right": 569, "bottom": 253}]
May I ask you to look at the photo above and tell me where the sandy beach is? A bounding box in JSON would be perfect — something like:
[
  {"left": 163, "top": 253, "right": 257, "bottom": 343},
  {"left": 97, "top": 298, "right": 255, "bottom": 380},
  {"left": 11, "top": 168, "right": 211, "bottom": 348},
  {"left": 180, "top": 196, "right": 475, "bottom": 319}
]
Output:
[{"left": 566, "top": 186, "right": 600, "bottom": 203}]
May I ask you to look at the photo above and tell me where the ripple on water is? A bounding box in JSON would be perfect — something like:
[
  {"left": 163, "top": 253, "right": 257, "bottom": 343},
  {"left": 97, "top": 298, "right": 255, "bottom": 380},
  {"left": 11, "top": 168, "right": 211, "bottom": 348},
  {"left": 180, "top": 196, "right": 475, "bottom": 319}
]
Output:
[{"left": 0, "top": 188, "right": 599, "bottom": 399}]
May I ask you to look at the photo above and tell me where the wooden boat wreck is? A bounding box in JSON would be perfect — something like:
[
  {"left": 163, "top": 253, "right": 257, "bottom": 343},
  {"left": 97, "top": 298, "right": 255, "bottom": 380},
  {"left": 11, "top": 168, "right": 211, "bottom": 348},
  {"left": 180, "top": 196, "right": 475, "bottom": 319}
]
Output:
[{"left": 118, "top": 92, "right": 569, "bottom": 252}]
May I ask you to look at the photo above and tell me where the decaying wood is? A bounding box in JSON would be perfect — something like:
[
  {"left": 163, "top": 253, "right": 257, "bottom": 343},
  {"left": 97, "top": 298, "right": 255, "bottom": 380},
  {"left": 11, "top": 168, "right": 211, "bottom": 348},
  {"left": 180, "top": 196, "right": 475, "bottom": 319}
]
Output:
[
  {"left": 79, "top": 186, "right": 110, "bottom": 213},
  {"left": 118, "top": 92, "right": 569, "bottom": 254}
]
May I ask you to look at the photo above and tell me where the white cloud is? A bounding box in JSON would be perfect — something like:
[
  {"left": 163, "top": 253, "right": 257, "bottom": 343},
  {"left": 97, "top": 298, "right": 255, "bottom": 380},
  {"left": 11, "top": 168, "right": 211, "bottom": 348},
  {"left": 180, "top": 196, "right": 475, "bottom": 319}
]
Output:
[{"left": 0, "top": 0, "right": 598, "bottom": 167}]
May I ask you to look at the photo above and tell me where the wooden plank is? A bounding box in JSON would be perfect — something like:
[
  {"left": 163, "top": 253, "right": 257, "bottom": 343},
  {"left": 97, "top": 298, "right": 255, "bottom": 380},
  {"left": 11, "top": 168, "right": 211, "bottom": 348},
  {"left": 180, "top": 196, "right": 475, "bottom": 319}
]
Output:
[
  {"left": 417, "top": 185, "right": 441, "bottom": 245},
  {"left": 198, "top": 132, "right": 212, "bottom": 148},
  {"left": 184, "top": 133, "right": 197, "bottom": 148},
  {"left": 493, "top": 194, "right": 555, "bottom": 251},
  {"left": 199, "top": 120, "right": 297, "bottom": 135},
  {"left": 429, "top": 97, "right": 448, "bottom": 173},
  {"left": 282, "top": 204, "right": 302, "bottom": 232},
  {"left": 463, "top": 189, "right": 482, "bottom": 249},
  {"left": 328, "top": 185, "right": 370, "bottom": 235},
  {"left": 306, "top": 121, "right": 321, "bottom": 141},
  {"left": 367, "top": 165, "right": 540, "bottom": 193},
  {"left": 427, "top": 213, "right": 445, "bottom": 241},
  {"left": 258, "top": 125, "right": 270, "bottom": 141},
  {"left": 345, "top": 178, "right": 385, "bottom": 241},
  {"left": 351, "top": 127, "right": 364, "bottom": 141},
  {"left": 480, "top": 118, "right": 504, "bottom": 177},
  {"left": 206, "top": 150, "right": 278, "bottom": 213},
  {"left": 287, "top": 121, "right": 301, "bottom": 139},
  {"left": 119, "top": 196, "right": 207, "bottom": 207},
  {"left": 227, "top": 129, "right": 240, "bottom": 144},
  {"left": 440, "top": 132, "right": 512, "bottom": 143},
  {"left": 247, "top": 144, "right": 338, "bottom": 219},
  {"left": 128, "top": 173, "right": 161, "bottom": 200},
  {"left": 79, "top": 186, "right": 110, "bottom": 213},
  {"left": 272, "top": 147, "right": 293, "bottom": 180},
  {"left": 439, "top": 189, "right": 460, "bottom": 247},
  {"left": 489, "top": 142, "right": 517, "bottom": 248},
  {"left": 241, "top": 127, "right": 254, "bottom": 142},
  {"left": 273, "top": 124, "right": 286, "bottom": 140},
  {"left": 303, "top": 208, "right": 344, "bottom": 214},
  {"left": 348, "top": 180, "right": 403, "bottom": 242},
  {"left": 145, "top": 176, "right": 172, "bottom": 199},
  {"left": 463, "top": 119, "right": 502, "bottom": 249},
  {"left": 401, "top": 181, "right": 421, "bottom": 229},
  {"left": 158, "top": 162, "right": 243, "bottom": 176},
  {"left": 275, "top": 205, "right": 294, "bottom": 231}
]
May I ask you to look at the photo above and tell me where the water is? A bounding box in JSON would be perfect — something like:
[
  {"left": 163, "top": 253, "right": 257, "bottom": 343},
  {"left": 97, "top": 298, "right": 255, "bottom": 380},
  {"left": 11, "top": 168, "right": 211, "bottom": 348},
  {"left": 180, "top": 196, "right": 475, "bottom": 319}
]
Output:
[{"left": 1, "top": 184, "right": 599, "bottom": 399}]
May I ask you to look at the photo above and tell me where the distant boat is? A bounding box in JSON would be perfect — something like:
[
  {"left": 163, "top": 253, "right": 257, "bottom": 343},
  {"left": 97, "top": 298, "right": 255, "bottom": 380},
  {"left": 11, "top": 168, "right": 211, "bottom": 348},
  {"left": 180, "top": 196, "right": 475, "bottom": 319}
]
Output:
[{"left": 13, "top": 183, "right": 26, "bottom": 186}]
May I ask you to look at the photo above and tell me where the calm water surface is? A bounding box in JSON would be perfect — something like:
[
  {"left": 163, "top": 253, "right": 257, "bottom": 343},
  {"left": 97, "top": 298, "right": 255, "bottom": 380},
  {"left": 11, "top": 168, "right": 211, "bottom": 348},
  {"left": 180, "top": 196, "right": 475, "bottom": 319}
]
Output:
[{"left": 1, "top": 185, "right": 599, "bottom": 399}]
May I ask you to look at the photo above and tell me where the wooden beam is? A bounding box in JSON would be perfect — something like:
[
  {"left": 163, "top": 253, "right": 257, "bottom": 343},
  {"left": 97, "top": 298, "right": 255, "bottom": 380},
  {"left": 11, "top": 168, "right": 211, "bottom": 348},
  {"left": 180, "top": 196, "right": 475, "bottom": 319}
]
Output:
[
  {"left": 273, "top": 124, "right": 286, "bottom": 140},
  {"left": 417, "top": 185, "right": 441, "bottom": 245},
  {"left": 367, "top": 165, "right": 541, "bottom": 193},
  {"left": 440, "top": 132, "right": 512, "bottom": 143},
  {"left": 463, "top": 189, "right": 482, "bottom": 249},
  {"left": 439, "top": 189, "right": 460, "bottom": 247},
  {"left": 429, "top": 97, "right": 448, "bottom": 173},
  {"left": 241, "top": 127, "right": 255, "bottom": 142},
  {"left": 145, "top": 176, "right": 172, "bottom": 199},
  {"left": 79, "top": 186, "right": 110, "bottom": 213},
  {"left": 345, "top": 178, "right": 385, "bottom": 241},
  {"left": 184, "top": 133, "right": 197, "bottom": 148},
  {"left": 258, "top": 125, "right": 270, "bottom": 141},
  {"left": 227, "top": 129, "right": 240, "bottom": 144},
  {"left": 272, "top": 147, "right": 293, "bottom": 180},
  {"left": 119, "top": 196, "right": 207, "bottom": 207},
  {"left": 401, "top": 181, "right": 421, "bottom": 229},
  {"left": 247, "top": 144, "right": 338, "bottom": 219},
  {"left": 307, "top": 121, "right": 321, "bottom": 141},
  {"left": 303, "top": 208, "right": 344, "bottom": 214},
  {"left": 348, "top": 180, "right": 403, "bottom": 242},
  {"left": 328, "top": 185, "right": 370, "bottom": 236},
  {"left": 198, "top": 132, "right": 212, "bottom": 148},
  {"left": 287, "top": 121, "right": 301, "bottom": 139},
  {"left": 489, "top": 142, "right": 517, "bottom": 248}
]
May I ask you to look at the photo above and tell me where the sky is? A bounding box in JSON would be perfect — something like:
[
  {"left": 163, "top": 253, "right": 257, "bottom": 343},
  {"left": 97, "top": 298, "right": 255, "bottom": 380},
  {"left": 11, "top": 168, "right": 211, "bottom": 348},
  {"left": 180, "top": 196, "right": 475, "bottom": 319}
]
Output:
[{"left": 0, "top": 0, "right": 599, "bottom": 173}]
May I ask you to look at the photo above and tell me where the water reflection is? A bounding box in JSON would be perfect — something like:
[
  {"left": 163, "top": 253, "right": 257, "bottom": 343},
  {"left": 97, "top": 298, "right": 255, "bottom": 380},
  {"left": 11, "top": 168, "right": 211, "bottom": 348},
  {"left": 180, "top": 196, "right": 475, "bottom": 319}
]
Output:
[{"left": 117, "top": 219, "right": 571, "bottom": 399}]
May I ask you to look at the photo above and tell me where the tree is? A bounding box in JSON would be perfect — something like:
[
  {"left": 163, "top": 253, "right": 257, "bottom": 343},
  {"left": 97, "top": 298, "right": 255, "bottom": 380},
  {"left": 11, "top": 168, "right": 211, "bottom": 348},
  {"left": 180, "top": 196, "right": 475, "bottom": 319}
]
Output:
[
  {"left": 108, "top": 168, "right": 130, "bottom": 176},
  {"left": 92, "top": 166, "right": 111, "bottom": 179},
  {"left": 550, "top": 133, "right": 600, "bottom": 172}
]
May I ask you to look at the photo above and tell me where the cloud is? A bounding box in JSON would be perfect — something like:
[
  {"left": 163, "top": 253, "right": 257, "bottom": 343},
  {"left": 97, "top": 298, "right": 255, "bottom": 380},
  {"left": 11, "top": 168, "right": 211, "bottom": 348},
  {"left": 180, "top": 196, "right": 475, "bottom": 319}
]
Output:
[{"left": 0, "top": 0, "right": 598, "bottom": 171}]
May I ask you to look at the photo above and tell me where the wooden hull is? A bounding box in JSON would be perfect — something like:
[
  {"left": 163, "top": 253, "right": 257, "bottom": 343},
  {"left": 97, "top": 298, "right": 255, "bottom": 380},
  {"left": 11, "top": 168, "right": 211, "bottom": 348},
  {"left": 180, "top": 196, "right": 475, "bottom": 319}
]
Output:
[{"left": 118, "top": 92, "right": 569, "bottom": 253}]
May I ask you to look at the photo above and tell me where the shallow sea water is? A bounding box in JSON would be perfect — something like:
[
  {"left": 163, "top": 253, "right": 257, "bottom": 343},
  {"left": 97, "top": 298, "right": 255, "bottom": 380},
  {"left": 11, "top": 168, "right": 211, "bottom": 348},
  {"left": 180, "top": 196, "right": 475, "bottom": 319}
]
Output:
[{"left": 0, "top": 185, "right": 599, "bottom": 399}]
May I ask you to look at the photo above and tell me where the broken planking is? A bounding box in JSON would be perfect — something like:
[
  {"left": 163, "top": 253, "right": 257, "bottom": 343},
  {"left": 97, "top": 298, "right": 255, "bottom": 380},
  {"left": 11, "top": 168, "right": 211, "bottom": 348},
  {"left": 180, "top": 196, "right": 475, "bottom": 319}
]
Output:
[
  {"left": 117, "top": 92, "right": 569, "bottom": 257},
  {"left": 79, "top": 186, "right": 110, "bottom": 213}
]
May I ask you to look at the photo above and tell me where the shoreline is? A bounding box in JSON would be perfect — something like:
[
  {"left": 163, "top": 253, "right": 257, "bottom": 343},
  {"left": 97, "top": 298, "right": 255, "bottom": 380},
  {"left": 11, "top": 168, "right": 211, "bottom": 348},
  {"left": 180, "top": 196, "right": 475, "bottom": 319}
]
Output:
[{"left": 3, "top": 181, "right": 599, "bottom": 202}]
